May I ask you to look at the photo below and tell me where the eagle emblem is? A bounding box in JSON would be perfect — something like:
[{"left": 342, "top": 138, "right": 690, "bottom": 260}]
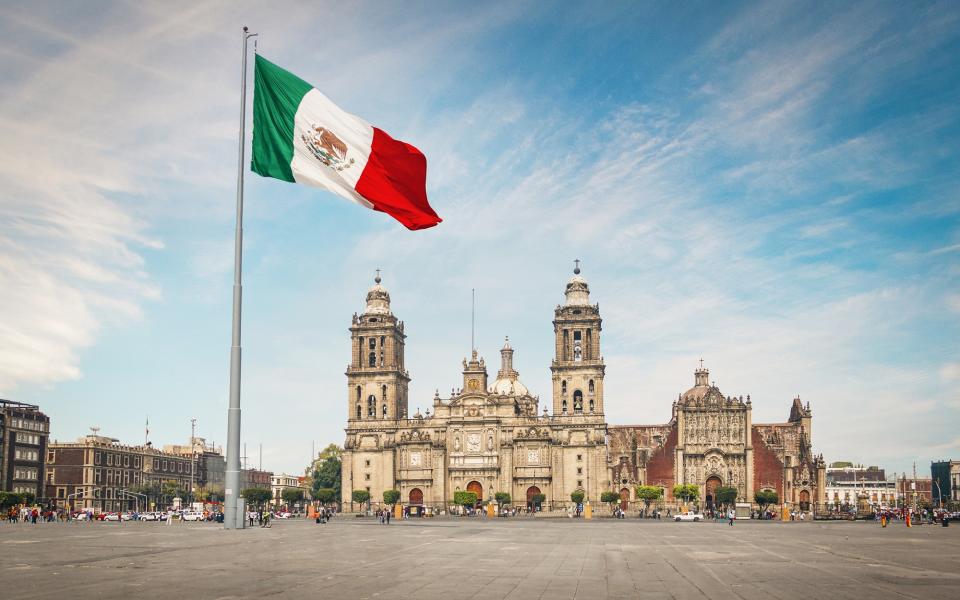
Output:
[{"left": 301, "top": 125, "right": 355, "bottom": 172}]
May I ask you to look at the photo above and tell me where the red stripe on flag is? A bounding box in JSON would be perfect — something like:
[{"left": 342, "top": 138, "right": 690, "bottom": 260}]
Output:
[{"left": 355, "top": 127, "right": 442, "bottom": 231}]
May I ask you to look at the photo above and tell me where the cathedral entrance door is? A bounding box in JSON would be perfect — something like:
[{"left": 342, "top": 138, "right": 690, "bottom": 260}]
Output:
[
  {"left": 526, "top": 486, "right": 542, "bottom": 510},
  {"left": 467, "top": 481, "right": 483, "bottom": 506},
  {"left": 705, "top": 476, "right": 722, "bottom": 510},
  {"left": 409, "top": 488, "right": 423, "bottom": 505},
  {"left": 799, "top": 490, "right": 810, "bottom": 512},
  {"left": 619, "top": 488, "right": 630, "bottom": 511}
]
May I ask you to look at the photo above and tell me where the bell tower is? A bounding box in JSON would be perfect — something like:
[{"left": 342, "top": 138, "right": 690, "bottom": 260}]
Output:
[
  {"left": 551, "top": 260, "right": 605, "bottom": 416},
  {"left": 346, "top": 271, "right": 410, "bottom": 421}
]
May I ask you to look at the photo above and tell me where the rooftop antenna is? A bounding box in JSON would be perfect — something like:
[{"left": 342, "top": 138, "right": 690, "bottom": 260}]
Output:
[{"left": 90, "top": 426, "right": 100, "bottom": 437}]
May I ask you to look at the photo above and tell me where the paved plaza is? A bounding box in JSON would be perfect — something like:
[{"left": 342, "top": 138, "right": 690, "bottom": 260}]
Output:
[{"left": 2, "top": 517, "right": 959, "bottom": 599}]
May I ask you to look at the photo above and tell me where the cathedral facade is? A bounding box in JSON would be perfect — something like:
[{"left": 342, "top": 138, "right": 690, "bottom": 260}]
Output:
[{"left": 340, "top": 267, "right": 825, "bottom": 512}]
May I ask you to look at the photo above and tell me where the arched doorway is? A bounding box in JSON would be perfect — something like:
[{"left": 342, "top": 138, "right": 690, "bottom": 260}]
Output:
[
  {"left": 799, "top": 490, "right": 810, "bottom": 511},
  {"left": 467, "top": 480, "right": 483, "bottom": 506},
  {"left": 705, "top": 476, "right": 722, "bottom": 509},
  {"left": 409, "top": 488, "right": 423, "bottom": 505},
  {"left": 619, "top": 488, "right": 630, "bottom": 511},
  {"left": 526, "top": 486, "right": 542, "bottom": 510}
]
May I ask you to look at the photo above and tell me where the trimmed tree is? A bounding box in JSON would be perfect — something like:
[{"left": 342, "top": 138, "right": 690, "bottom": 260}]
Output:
[
  {"left": 494, "top": 492, "right": 511, "bottom": 507},
  {"left": 383, "top": 489, "right": 401, "bottom": 506},
  {"left": 601, "top": 491, "right": 620, "bottom": 514},
  {"left": 454, "top": 491, "right": 478, "bottom": 510},
  {"left": 715, "top": 486, "right": 738, "bottom": 509},
  {"left": 636, "top": 485, "right": 663, "bottom": 515},
  {"left": 315, "top": 488, "right": 336, "bottom": 505},
  {"left": 755, "top": 490, "right": 779, "bottom": 512},
  {"left": 531, "top": 493, "right": 546, "bottom": 511},
  {"left": 673, "top": 484, "right": 699, "bottom": 503},
  {"left": 570, "top": 490, "right": 585, "bottom": 505},
  {"left": 281, "top": 488, "right": 305, "bottom": 506},
  {"left": 352, "top": 489, "right": 371, "bottom": 510},
  {"left": 241, "top": 487, "right": 273, "bottom": 509}
]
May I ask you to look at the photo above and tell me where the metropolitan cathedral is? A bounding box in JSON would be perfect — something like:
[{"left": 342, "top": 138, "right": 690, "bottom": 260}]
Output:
[{"left": 340, "top": 265, "right": 825, "bottom": 512}]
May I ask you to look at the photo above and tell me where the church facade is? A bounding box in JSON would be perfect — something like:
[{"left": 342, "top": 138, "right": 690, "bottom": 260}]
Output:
[{"left": 340, "top": 266, "right": 825, "bottom": 512}]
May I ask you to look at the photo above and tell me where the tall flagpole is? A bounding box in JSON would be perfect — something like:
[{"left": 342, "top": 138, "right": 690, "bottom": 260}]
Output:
[{"left": 225, "top": 25, "right": 257, "bottom": 530}]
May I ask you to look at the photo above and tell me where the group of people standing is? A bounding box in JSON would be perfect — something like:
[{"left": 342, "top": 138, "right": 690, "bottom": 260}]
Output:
[{"left": 376, "top": 508, "right": 392, "bottom": 524}]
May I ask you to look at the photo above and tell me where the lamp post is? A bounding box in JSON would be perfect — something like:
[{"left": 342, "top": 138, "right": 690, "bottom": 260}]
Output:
[{"left": 190, "top": 418, "right": 197, "bottom": 508}]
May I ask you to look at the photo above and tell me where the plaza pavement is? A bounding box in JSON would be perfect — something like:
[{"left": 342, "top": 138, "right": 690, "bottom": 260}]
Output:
[{"left": 1, "top": 516, "right": 959, "bottom": 599}]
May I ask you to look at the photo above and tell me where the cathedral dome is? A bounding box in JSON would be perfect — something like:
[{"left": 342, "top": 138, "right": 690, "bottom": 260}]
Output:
[
  {"left": 492, "top": 336, "right": 530, "bottom": 396},
  {"left": 364, "top": 271, "right": 391, "bottom": 315}
]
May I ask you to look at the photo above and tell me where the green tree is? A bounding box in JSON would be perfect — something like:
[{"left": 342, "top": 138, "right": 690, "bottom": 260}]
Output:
[
  {"left": 241, "top": 487, "right": 273, "bottom": 509},
  {"left": 281, "top": 488, "right": 305, "bottom": 505},
  {"left": 18, "top": 491, "right": 37, "bottom": 506},
  {"left": 635, "top": 485, "right": 663, "bottom": 515},
  {"left": 383, "top": 489, "right": 401, "bottom": 506},
  {"left": 531, "top": 493, "right": 546, "bottom": 510},
  {"left": 570, "top": 490, "right": 585, "bottom": 505},
  {"left": 673, "top": 484, "right": 699, "bottom": 503},
  {"left": 308, "top": 444, "right": 343, "bottom": 504},
  {"left": 315, "top": 488, "right": 336, "bottom": 505},
  {"left": 0, "top": 492, "right": 14, "bottom": 509},
  {"left": 755, "top": 489, "right": 779, "bottom": 512},
  {"left": 454, "top": 491, "right": 478, "bottom": 509},
  {"left": 494, "top": 492, "right": 511, "bottom": 507},
  {"left": 715, "top": 486, "right": 738, "bottom": 509},
  {"left": 352, "top": 489, "right": 371, "bottom": 510},
  {"left": 601, "top": 491, "right": 620, "bottom": 514}
]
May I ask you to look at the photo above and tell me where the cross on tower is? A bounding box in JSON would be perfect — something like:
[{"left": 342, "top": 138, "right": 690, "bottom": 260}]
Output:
[
  {"left": 699, "top": 357, "right": 704, "bottom": 369},
  {"left": 375, "top": 268, "right": 381, "bottom": 284},
  {"left": 574, "top": 258, "right": 581, "bottom": 274}
]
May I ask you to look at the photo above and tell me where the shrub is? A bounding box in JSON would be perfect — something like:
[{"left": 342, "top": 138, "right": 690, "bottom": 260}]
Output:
[
  {"left": 672, "top": 484, "right": 699, "bottom": 502},
  {"left": 494, "top": 492, "right": 511, "bottom": 506},
  {"left": 315, "top": 488, "right": 336, "bottom": 504},
  {"left": 600, "top": 491, "right": 620, "bottom": 505},
  {"left": 383, "top": 489, "right": 401, "bottom": 506},
  {"left": 241, "top": 487, "right": 272, "bottom": 508},
  {"left": 755, "top": 489, "right": 779, "bottom": 511},
  {"left": 570, "top": 490, "right": 585, "bottom": 505},
  {"left": 715, "top": 486, "right": 738, "bottom": 507}
]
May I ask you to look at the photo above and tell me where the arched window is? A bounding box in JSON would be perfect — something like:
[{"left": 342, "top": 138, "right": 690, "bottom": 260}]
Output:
[
  {"left": 380, "top": 336, "right": 385, "bottom": 366},
  {"left": 368, "top": 352, "right": 376, "bottom": 367},
  {"left": 561, "top": 380, "right": 567, "bottom": 395},
  {"left": 382, "top": 404, "right": 387, "bottom": 417},
  {"left": 367, "top": 395, "right": 376, "bottom": 416},
  {"left": 573, "top": 390, "right": 584, "bottom": 413},
  {"left": 382, "top": 385, "right": 387, "bottom": 403},
  {"left": 573, "top": 331, "right": 582, "bottom": 361},
  {"left": 589, "top": 399, "right": 595, "bottom": 413},
  {"left": 356, "top": 405, "right": 361, "bottom": 419},
  {"left": 356, "top": 386, "right": 362, "bottom": 402},
  {"left": 588, "top": 380, "right": 594, "bottom": 394},
  {"left": 562, "top": 399, "right": 568, "bottom": 414}
]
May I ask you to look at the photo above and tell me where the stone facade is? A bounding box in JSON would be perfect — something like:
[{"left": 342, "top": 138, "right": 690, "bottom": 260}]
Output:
[{"left": 341, "top": 265, "right": 825, "bottom": 512}]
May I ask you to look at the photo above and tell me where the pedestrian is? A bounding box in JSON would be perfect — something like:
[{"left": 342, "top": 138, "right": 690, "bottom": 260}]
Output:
[
  {"left": 386, "top": 509, "right": 391, "bottom": 525},
  {"left": 729, "top": 509, "right": 735, "bottom": 526}
]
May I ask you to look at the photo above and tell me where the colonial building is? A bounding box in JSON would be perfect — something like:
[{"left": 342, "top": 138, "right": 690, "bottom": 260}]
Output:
[
  {"left": 163, "top": 438, "right": 226, "bottom": 500},
  {"left": 0, "top": 399, "right": 50, "bottom": 499},
  {"left": 823, "top": 464, "right": 897, "bottom": 509},
  {"left": 341, "top": 265, "right": 825, "bottom": 512},
  {"left": 46, "top": 434, "right": 195, "bottom": 512}
]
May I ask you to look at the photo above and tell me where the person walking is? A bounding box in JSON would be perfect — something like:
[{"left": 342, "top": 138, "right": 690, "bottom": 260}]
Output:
[{"left": 728, "top": 509, "right": 735, "bottom": 526}]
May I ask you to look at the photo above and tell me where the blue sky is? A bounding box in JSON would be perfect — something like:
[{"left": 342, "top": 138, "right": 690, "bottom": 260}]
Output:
[{"left": 1, "top": 1, "right": 958, "bottom": 477}]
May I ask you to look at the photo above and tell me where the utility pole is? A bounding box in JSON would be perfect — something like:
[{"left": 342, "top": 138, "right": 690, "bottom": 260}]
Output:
[
  {"left": 190, "top": 418, "right": 197, "bottom": 507},
  {"left": 259, "top": 443, "right": 262, "bottom": 471}
]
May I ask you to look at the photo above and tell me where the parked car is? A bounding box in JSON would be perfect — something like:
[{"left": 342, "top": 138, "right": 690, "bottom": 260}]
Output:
[
  {"left": 181, "top": 511, "right": 205, "bottom": 522},
  {"left": 275, "top": 512, "right": 293, "bottom": 519},
  {"left": 103, "top": 512, "right": 121, "bottom": 521},
  {"left": 140, "top": 512, "right": 161, "bottom": 521},
  {"left": 674, "top": 512, "right": 704, "bottom": 522}
]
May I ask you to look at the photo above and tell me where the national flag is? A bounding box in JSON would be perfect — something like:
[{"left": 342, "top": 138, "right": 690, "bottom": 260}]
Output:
[{"left": 250, "top": 55, "right": 442, "bottom": 230}]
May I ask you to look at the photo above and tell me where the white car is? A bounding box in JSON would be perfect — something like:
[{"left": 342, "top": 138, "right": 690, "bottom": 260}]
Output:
[
  {"left": 275, "top": 512, "right": 293, "bottom": 519},
  {"left": 181, "top": 511, "right": 205, "bottom": 521},
  {"left": 103, "top": 512, "right": 121, "bottom": 521},
  {"left": 674, "top": 512, "right": 704, "bottom": 522},
  {"left": 140, "top": 512, "right": 159, "bottom": 521}
]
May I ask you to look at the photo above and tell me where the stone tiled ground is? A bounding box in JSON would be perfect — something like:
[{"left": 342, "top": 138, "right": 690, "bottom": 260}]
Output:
[{"left": 1, "top": 516, "right": 958, "bottom": 599}]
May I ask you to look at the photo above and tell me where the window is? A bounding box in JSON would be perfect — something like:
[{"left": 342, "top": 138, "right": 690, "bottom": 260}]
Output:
[
  {"left": 577, "top": 480, "right": 583, "bottom": 488},
  {"left": 573, "top": 331, "right": 582, "bottom": 361},
  {"left": 588, "top": 380, "right": 594, "bottom": 394},
  {"left": 365, "top": 460, "right": 371, "bottom": 467},
  {"left": 368, "top": 395, "right": 376, "bottom": 416},
  {"left": 562, "top": 399, "right": 568, "bottom": 413},
  {"left": 134, "top": 457, "right": 140, "bottom": 468},
  {"left": 356, "top": 386, "right": 362, "bottom": 402},
  {"left": 163, "top": 460, "right": 168, "bottom": 470},
  {"left": 154, "top": 459, "right": 160, "bottom": 469},
  {"left": 107, "top": 454, "right": 113, "bottom": 466},
  {"left": 573, "top": 390, "right": 584, "bottom": 413},
  {"left": 382, "top": 384, "right": 387, "bottom": 403},
  {"left": 369, "top": 352, "right": 376, "bottom": 367},
  {"left": 577, "top": 467, "right": 582, "bottom": 475},
  {"left": 95, "top": 470, "right": 102, "bottom": 484},
  {"left": 561, "top": 380, "right": 567, "bottom": 395},
  {"left": 47, "top": 451, "right": 55, "bottom": 462},
  {"left": 356, "top": 405, "right": 362, "bottom": 419},
  {"left": 365, "top": 474, "right": 370, "bottom": 481},
  {"left": 124, "top": 456, "right": 129, "bottom": 467},
  {"left": 589, "top": 399, "right": 595, "bottom": 413},
  {"left": 382, "top": 404, "right": 387, "bottom": 417},
  {"left": 96, "top": 452, "right": 102, "bottom": 465},
  {"left": 369, "top": 338, "right": 376, "bottom": 349},
  {"left": 577, "top": 454, "right": 582, "bottom": 461}
]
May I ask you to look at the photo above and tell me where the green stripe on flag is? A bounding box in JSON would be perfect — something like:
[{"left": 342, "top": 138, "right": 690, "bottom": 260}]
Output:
[{"left": 251, "top": 55, "right": 313, "bottom": 183}]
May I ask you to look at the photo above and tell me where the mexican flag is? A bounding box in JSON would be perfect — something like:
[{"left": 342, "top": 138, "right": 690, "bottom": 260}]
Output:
[{"left": 251, "top": 55, "right": 442, "bottom": 230}]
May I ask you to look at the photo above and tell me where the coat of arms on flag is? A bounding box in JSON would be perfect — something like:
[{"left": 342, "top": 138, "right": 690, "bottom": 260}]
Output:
[{"left": 301, "top": 125, "right": 356, "bottom": 172}]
